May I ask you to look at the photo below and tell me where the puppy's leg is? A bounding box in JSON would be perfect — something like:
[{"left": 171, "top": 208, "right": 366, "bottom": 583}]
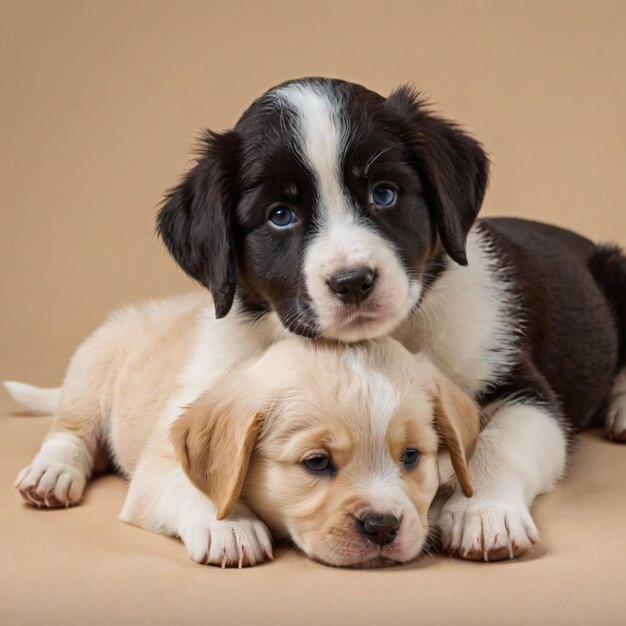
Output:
[
  {"left": 439, "top": 400, "right": 567, "bottom": 561},
  {"left": 606, "top": 369, "right": 626, "bottom": 442},
  {"left": 14, "top": 325, "right": 115, "bottom": 507},
  {"left": 15, "top": 415, "right": 98, "bottom": 508},
  {"left": 119, "top": 449, "right": 273, "bottom": 568}
]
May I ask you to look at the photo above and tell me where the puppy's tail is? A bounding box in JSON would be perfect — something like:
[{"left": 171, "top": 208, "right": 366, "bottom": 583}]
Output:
[
  {"left": 3, "top": 381, "right": 61, "bottom": 415},
  {"left": 588, "top": 244, "right": 626, "bottom": 371}
]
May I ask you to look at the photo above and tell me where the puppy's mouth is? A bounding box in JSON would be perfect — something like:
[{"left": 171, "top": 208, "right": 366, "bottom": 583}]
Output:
[
  {"left": 321, "top": 302, "right": 401, "bottom": 341},
  {"left": 314, "top": 550, "right": 406, "bottom": 569},
  {"left": 335, "top": 301, "right": 382, "bottom": 322},
  {"left": 310, "top": 538, "right": 414, "bottom": 569},
  {"left": 280, "top": 297, "right": 388, "bottom": 340},
  {"left": 339, "top": 309, "right": 385, "bottom": 329},
  {"left": 323, "top": 277, "right": 423, "bottom": 340},
  {"left": 346, "top": 555, "right": 403, "bottom": 569}
]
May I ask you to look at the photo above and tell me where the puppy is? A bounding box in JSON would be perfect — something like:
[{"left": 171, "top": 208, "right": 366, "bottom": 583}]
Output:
[
  {"left": 7, "top": 297, "right": 479, "bottom": 567},
  {"left": 155, "top": 77, "right": 626, "bottom": 559}
]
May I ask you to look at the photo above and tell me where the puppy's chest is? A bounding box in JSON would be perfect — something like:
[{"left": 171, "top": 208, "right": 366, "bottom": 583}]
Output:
[{"left": 394, "top": 231, "right": 520, "bottom": 396}]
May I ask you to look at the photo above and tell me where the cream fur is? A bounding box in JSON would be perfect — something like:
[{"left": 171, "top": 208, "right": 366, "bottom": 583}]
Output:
[
  {"left": 221, "top": 340, "right": 477, "bottom": 567},
  {"left": 10, "top": 296, "right": 478, "bottom": 568},
  {"left": 12, "top": 293, "right": 281, "bottom": 566},
  {"left": 3, "top": 381, "right": 60, "bottom": 415}
]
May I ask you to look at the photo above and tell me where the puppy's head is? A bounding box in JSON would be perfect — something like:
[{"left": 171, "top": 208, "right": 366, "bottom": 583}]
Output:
[
  {"left": 157, "top": 78, "right": 489, "bottom": 341},
  {"left": 171, "top": 338, "right": 479, "bottom": 568}
]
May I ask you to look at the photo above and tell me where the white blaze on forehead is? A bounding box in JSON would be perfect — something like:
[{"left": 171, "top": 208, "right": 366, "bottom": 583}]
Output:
[
  {"left": 275, "top": 84, "right": 420, "bottom": 342},
  {"left": 346, "top": 349, "right": 416, "bottom": 517},
  {"left": 273, "top": 83, "right": 352, "bottom": 224},
  {"left": 365, "top": 469, "right": 412, "bottom": 517},
  {"left": 346, "top": 349, "right": 399, "bottom": 440}
]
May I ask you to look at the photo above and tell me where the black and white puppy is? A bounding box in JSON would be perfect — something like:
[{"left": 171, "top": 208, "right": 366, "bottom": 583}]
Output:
[{"left": 157, "top": 77, "right": 626, "bottom": 560}]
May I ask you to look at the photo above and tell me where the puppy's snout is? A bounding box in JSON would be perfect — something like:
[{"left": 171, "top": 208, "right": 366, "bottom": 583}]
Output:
[
  {"left": 356, "top": 512, "right": 400, "bottom": 546},
  {"left": 327, "top": 267, "right": 376, "bottom": 304}
]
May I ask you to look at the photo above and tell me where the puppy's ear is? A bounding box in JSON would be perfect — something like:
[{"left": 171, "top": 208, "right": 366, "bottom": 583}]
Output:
[
  {"left": 432, "top": 374, "right": 480, "bottom": 497},
  {"left": 157, "top": 130, "right": 240, "bottom": 318},
  {"left": 385, "top": 86, "right": 489, "bottom": 265},
  {"left": 170, "top": 373, "right": 264, "bottom": 519}
]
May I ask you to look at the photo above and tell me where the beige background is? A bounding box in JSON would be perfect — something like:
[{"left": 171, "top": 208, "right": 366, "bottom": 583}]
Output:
[
  {"left": 1, "top": 0, "right": 625, "bottom": 383},
  {"left": 1, "top": 2, "right": 625, "bottom": 625}
]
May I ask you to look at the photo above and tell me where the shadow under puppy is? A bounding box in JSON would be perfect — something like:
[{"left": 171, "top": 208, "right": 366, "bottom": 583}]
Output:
[{"left": 7, "top": 298, "right": 478, "bottom": 568}]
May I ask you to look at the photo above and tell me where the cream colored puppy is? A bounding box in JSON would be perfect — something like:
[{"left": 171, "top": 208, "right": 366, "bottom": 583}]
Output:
[{"left": 8, "top": 294, "right": 478, "bottom": 568}]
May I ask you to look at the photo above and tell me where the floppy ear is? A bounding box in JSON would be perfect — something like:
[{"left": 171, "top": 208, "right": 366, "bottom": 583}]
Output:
[
  {"left": 170, "top": 373, "right": 264, "bottom": 519},
  {"left": 432, "top": 374, "right": 481, "bottom": 497},
  {"left": 385, "top": 86, "right": 489, "bottom": 266},
  {"left": 157, "top": 130, "right": 240, "bottom": 318}
]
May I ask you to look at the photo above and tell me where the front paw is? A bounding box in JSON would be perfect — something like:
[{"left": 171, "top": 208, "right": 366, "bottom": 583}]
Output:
[
  {"left": 14, "top": 462, "right": 86, "bottom": 508},
  {"left": 180, "top": 506, "right": 273, "bottom": 568},
  {"left": 439, "top": 495, "right": 540, "bottom": 561}
]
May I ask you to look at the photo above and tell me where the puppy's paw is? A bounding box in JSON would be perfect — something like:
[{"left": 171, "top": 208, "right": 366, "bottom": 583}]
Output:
[
  {"left": 439, "top": 496, "right": 539, "bottom": 561},
  {"left": 180, "top": 507, "right": 273, "bottom": 568},
  {"left": 14, "top": 462, "right": 86, "bottom": 508},
  {"left": 606, "top": 393, "right": 626, "bottom": 442}
]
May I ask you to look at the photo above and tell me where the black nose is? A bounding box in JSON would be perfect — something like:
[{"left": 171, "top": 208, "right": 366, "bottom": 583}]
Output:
[
  {"left": 356, "top": 513, "right": 400, "bottom": 546},
  {"left": 327, "top": 267, "right": 376, "bottom": 304}
]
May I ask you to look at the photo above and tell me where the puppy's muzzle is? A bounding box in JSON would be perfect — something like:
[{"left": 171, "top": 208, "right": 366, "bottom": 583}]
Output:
[
  {"left": 355, "top": 512, "right": 400, "bottom": 546},
  {"left": 327, "top": 267, "right": 376, "bottom": 305}
]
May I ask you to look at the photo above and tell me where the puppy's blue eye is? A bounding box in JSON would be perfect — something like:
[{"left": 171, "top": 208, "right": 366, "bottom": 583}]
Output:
[
  {"left": 371, "top": 185, "right": 397, "bottom": 208},
  {"left": 402, "top": 448, "right": 420, "bottom": 469},
  {"left": 268, "top": 206, "right": 296, "bottom": 227},
  {"left": 302, "top": 454, "right": 335, "bottom": 475}
]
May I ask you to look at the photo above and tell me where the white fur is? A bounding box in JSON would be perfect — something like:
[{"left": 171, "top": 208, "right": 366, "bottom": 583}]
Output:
[
  {"left": 14, "top": 433, "right": 93, "bottom": 507},
  {"left": 4, "top": 381, "right": 60, "bottom": 415},
  {"left": 346, "top": 351, "right": 404, "bottom": 513},
  {"left": 274, "top": 82, "right": 348, "bottom": 224},
  {"left": 274, "top": 84, "right": 517, "bottom": 390},
  {"left": 276, "top": 82, "right": 422, "bottom": 342},
  {"left": 120, "top": 454, "right": 272, "bottom": 567},
  {"left": 346, "top": 349, "right": 399, "bottom": 440},
  {"left": 304, "top": 218, "right": 422, "bottom": 341},
  {"left": 340, "top": 350, "right": 431, "bottom": 546},
  {"left": 439, "top": 402, "right": 566, "bottom": 560},
  {"left": 395, "top": 224, "right": 519, "bottom": 395},
  {"left": 363, "top": 469, "right": 412, "bottom": 521}
]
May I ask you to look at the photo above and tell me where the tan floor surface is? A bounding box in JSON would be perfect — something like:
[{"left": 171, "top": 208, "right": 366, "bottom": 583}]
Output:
[{"left": 1, "top": 393, "right": 625, "bottom": 626}]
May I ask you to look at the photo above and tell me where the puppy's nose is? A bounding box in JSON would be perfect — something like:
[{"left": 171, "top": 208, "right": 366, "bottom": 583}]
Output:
[
  {"left": 356, "top": 512, "right": 400, "bottom": 546},
  {"left": 327, "top": 267, "right": 376, "bottom": 304}
]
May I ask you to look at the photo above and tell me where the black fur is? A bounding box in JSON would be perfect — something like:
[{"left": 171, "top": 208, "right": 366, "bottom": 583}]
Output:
[
  {"left": 156, "top": 77, "right": 626, "bottom": 433},
  {"left": 157, "top": 78, "right": 488, "bottom": 329},
  {"left": 588, "top": 245, "right": 626, "bottom": 371},
  {"left": 384, "top": 86, "right": 489, "bottom": 266},
  {"left": 480, "top": 218, "right": 622, "bottom": 431},
  {"left": 157, "top": 130, "right": 241, "bottom": 318}
]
